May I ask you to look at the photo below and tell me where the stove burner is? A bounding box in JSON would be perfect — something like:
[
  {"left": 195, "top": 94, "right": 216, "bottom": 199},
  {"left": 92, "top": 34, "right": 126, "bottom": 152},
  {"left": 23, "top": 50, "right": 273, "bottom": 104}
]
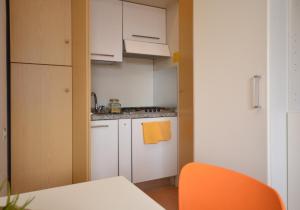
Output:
[{"left": 122, "top": 107, "right": 164, "bottom": 113}]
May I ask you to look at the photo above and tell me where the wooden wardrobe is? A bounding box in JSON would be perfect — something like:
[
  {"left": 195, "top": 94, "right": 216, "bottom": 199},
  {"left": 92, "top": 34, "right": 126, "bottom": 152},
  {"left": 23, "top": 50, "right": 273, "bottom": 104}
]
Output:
[{"left": 10, "top": 0, "right": 90, "bottom": 193}]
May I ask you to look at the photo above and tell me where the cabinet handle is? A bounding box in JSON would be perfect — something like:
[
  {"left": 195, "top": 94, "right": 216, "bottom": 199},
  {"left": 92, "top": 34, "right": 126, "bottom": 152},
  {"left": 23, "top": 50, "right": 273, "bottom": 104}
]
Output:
[
  {"left": 92, "top": 53, "right": 115, "bottom": 57},
  {"left": 132, "top": 34, "right": 160, "bottom": 40},
  {"left": 252, "top": 75, "right": 262, "bottom": 109},
  {"left": 92, "top": 125, "right": 109, "bottom": 128},
  {"left": 2, "top": 128, "right": 7, "bottom": 142}
]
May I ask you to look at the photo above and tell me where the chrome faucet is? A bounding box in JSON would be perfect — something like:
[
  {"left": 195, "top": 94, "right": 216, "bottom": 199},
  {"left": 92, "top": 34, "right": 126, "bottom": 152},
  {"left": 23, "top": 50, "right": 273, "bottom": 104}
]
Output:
[{"left": 91, "top": 92, "right": 102, "bottom": 113}]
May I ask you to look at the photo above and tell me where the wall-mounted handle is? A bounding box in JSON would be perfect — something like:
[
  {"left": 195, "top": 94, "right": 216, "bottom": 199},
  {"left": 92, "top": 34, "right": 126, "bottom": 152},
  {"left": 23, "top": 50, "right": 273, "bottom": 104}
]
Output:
[
  {"left": 132, "top": 34, "right": 160, "bottom": 40},
  {"left": 2, "top": 128, "right": 7, "bottom": 142},
  {"left": 92, "top": 53, "right": 115, "bottom": 57},
  {"left": 92, "top": 125, "right": 109, "bottom": 128},
  {"left": 252, "top": 75, "right": 262, "bottom": 109}
]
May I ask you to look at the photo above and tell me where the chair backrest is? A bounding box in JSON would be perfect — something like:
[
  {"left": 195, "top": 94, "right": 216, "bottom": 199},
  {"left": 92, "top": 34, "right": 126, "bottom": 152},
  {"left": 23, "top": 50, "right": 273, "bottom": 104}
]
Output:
[{"left": 179, "top": 163, "right": 285, "bottom": 210}]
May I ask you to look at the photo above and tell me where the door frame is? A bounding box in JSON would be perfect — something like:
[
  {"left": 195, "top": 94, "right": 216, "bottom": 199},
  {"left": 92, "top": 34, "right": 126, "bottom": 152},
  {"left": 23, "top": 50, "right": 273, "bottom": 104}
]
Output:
[
  {"left": 267, "top": 0, "right": 289, "bottom": 205},
  {"left": 0, "top": 0, "right": 8, "bottom": 193}
]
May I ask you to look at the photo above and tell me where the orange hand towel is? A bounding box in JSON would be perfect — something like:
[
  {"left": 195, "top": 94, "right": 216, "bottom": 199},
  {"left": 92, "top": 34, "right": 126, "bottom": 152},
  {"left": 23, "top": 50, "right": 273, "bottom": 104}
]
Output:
[{"left": 142, "top": 121, "right": 171, "bottom": 144}]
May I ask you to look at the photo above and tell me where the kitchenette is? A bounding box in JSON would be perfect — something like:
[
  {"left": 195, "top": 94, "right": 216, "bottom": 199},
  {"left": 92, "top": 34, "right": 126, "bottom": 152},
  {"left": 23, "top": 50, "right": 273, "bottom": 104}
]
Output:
[{"left": 90, "top": 0, "right": 179, "bottom": 184}]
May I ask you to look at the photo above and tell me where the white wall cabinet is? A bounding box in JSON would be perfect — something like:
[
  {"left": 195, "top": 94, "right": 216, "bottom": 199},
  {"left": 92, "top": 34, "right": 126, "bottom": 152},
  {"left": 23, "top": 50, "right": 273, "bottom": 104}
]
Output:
[
  {"left": 91, "top": 0, "right": 122, "bottom": 62},
  {"left": 119, "top": 119, "right": 132, "bottom": 181},
  {"left": 123, "top": 2, "right": 166, "bottom": 44},
  {"left": 132, "top": 117, "right": 178, "bottom": 183},
  {"left": 91, "top": 120, "right": 119, "bottom": 180}
]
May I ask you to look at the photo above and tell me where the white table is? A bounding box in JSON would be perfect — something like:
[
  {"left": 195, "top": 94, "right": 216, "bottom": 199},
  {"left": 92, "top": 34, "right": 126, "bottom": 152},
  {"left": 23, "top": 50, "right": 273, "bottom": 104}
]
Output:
[{"left": 0, "top": 177, "right": 165, "bottom": 210}]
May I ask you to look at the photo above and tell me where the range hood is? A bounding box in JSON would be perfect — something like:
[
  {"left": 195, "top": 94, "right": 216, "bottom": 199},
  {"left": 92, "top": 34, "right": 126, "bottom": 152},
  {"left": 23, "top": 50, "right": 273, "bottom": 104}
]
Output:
[{"left": 124, "top": 40, "right": 171, "bottom": 57}]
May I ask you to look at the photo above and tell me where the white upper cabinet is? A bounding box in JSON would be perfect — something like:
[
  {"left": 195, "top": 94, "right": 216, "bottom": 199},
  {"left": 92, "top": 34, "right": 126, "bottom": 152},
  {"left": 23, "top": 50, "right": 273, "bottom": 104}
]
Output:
[
  {"left": 123, "top": 2, "right": 167, "bottom": 44},
  {"left": 91, "top": 0, "right": 123, "bottom": 62}
]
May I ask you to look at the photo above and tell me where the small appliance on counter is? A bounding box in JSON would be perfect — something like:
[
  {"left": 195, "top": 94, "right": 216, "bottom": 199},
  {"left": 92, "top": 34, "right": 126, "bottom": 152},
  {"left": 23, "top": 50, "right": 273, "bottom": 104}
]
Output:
[{"left": 108, "top": 99, "right": 122, "bottom": 114}]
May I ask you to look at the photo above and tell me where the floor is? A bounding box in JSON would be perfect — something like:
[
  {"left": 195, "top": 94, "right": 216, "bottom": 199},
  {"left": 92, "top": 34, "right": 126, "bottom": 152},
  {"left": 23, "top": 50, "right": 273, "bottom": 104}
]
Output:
[{"left": 144, "top": 186, "right": 178, "bottom": 210}]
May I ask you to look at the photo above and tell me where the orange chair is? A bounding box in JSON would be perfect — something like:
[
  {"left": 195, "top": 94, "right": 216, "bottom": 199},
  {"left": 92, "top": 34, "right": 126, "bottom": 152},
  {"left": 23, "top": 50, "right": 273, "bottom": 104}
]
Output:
[{"left": 179, "top": 163, "right": 285, "bottom": 210}]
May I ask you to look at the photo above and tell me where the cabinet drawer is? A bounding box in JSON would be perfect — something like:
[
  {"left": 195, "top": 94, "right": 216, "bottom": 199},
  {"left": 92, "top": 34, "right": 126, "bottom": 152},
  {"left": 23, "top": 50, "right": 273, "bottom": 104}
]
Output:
[
  {"left": 123, "top": 2, "right": 166, "bottom": 44},
  {"left": 91, "top": 120, "right": 119, "bottom": 180}
]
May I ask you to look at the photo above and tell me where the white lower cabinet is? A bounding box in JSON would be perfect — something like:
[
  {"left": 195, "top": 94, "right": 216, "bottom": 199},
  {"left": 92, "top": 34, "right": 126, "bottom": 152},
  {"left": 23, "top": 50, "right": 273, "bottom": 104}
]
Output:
[
  {"left": 119, "top": 119, "right": 132, "bottom": 181},
  {"left": 91, "top": 117, "right": 178, "bottom": 183},
  {"left": 91, "top": 120, "right": 119, "bottom": 180},
  {"left": 132, "top": 117, "right": 178, "bottom": 183}
]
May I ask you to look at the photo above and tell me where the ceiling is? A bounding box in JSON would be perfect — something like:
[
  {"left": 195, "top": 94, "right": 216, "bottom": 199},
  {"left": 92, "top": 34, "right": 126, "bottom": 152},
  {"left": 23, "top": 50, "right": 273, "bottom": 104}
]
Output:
[{"left": 124, "top": 0, "right": 177, "bottom": 8}]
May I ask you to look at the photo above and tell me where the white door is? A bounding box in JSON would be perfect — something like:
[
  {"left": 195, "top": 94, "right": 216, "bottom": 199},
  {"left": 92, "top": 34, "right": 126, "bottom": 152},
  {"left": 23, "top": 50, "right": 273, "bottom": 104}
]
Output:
[
  {"left": 123, "top": 2, "right": 166, "bottom": 44},
  {"left": 194, "top": 0, "right": 268, "bottom": 182},
  {"left": 91, "top": 0, "right": 123, "bottom": 62},
  {"left": 132, "top": 117, "right": 178, "bottom": 183},
  {"left": 91, "top": 120, "right": 118, "bottom": 180},
  {"left": 0, "top": 0, "right": 7, "bottom": 193},
  {"left": 119, "top": 119, "right": 132, "bottom": 181}
]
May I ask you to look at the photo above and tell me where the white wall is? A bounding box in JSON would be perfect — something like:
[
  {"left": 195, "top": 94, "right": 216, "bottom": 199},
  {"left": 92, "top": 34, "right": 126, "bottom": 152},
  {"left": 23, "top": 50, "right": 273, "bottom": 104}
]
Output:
[
  {"left": 153, "top": 66, "right": 178, "bottom": 107},
  {"left": 92, "top": 57, "right": 154, "bottom": 107},
  {"left": 289, "top": 0, "right": 300, "bottom": 111},
  {"left": 153, "top": 1, "right": 179, "bottom": 107},
  {"left": 268, "top": 0, "right": 288, "bottom": 204}
]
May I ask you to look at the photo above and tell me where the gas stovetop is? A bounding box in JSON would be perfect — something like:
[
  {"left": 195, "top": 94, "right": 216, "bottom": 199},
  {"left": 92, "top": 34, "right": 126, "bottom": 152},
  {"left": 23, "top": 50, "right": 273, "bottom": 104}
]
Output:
[{"left": 121, "top": 107, "right": 174, "bottom": 114}]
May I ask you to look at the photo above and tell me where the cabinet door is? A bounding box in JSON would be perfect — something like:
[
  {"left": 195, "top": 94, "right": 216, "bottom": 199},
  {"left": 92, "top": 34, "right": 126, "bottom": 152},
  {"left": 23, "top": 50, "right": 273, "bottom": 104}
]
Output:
[
  {"left": 11, "top": 63, "right": 72, "bottom": 193},
  {"left": 123, "top": 2, "right": 166, "bottom": 44},
  {"left": 132, "top": 117, "right": 178, "bottom": 183},
  {"left": 10, "top": 0, "right": 71, "bottom": 66},
  {"left": 91, "top": 0, "right": 122, "bottom": 62},
  {"left": 91, "top": 120, "right": 118, "bottom": 180},
  {"left": 119, "top": 119, "right": 132, "bottom": 181}
]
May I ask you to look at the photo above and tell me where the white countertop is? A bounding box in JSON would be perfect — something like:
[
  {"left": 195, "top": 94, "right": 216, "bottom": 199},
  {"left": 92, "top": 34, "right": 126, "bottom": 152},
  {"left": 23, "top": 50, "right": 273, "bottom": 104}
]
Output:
[{"left": 0, "top": 177, "right": 165, "bottom": 210}]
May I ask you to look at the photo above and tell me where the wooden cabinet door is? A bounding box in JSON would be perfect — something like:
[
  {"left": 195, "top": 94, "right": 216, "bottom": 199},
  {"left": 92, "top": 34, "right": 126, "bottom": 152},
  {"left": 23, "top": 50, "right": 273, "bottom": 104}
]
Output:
[
  {"left": 91, "top": 0, "right": 123, "bottom": 62},
  {"left": 10, "top": 0, "right": 71, "bottom": 66},
  {"left": 123, "top": 2, "right": 166, "bottom": 44},
  {"left": 91, "top": 120, "right": 118, "bottom": 180},
  {"left": 11, "top": 63, "right": 72, "bottom": 193},
  {"left": 132, "top": 117, "right": 178, "bottom": 183}
]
